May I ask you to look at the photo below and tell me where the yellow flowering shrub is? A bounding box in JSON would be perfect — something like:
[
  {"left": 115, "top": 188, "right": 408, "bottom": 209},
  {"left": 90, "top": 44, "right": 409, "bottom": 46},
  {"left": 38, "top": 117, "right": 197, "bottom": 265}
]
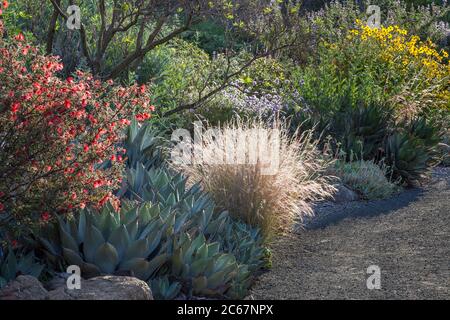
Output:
[
  {"left": 294, "top": 20, "right": 449, "bottom": 121},
  {"left": 347, "top": 20, "right": 449, "bottom": 116}
]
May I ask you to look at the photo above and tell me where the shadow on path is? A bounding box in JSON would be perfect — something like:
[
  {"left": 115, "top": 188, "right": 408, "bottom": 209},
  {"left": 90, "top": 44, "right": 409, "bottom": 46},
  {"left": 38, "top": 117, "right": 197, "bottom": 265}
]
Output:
[
  {"left": 249, "top": 167, "right": 449, "bottom": 300},
  {"left": 302, "top": 187, "right": 423, "bottom": 230}
]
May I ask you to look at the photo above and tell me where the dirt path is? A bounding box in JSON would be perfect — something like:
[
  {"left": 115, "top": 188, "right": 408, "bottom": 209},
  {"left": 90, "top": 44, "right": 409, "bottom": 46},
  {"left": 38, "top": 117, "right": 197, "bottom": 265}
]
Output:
[{"left": 249, "top": 168, "right": 450, "bottom": 300}]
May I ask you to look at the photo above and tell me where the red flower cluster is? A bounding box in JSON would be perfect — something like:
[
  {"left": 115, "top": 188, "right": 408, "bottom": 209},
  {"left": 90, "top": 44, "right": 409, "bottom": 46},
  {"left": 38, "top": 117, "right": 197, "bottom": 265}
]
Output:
[
  {"left": 0, "top": 22, "right": 155, "bottom": 228},
  {"left": 0, "top": 1, "right": 8, "bottom": 15}
]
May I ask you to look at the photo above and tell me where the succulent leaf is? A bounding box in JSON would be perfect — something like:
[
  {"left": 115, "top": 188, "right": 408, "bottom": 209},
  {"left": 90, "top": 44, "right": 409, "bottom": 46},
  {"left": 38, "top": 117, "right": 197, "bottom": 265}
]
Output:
[
  {"left": 94, "top": 242, "right": 119, "bottom": 274},
  {"left": 83, "top": 223, "right": 105, "bottom": 263}
]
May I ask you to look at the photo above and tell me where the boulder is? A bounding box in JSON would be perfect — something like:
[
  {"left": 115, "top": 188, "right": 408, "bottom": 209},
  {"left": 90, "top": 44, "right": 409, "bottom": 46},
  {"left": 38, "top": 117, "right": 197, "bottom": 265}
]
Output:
[
  {"left": 48, "top": 275, "right": 153, "bottom": 300},
  {"left": 0, "top": 275, "right": 153, "bottom": 300},
  {"left": 0, "top": 275, "right": 49, "bottom": 300},
  {"left": 44, "top": 273, "right": 71, "bottom": 291},
  {"left": 332, "top": 184, "right": 359, "bottom": 203}
]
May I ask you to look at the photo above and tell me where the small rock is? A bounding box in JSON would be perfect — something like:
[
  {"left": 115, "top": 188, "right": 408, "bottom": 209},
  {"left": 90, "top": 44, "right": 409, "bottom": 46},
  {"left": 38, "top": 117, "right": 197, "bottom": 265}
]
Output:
[
  {"left": 0, "top": 275, "right": 49, "bottom": 300},
  {"left": 331, "top": 184, "right": 359, "bottom": 203},
  {"left": 48, "top": 275, "right": 153, "bottom": 300}
]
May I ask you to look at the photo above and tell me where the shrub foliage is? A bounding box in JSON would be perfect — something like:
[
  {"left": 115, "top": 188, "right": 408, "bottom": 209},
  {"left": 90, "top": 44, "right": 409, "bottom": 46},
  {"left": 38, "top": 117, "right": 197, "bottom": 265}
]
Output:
[{"left": 0, "top": 22, "right": 154, "bottom": 232}]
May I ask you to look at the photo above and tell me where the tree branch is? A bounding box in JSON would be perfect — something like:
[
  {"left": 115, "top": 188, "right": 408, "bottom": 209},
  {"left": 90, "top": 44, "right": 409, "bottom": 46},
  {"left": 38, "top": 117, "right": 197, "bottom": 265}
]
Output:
[
  {"left": 46, "top": 0, "right": 61, "bottom": 54},
  {"left": 48, "top": 0, "right": 93, "bottom": 68},
  {"left": 106, "top": 14, "right": 195, "bottom": 79}
]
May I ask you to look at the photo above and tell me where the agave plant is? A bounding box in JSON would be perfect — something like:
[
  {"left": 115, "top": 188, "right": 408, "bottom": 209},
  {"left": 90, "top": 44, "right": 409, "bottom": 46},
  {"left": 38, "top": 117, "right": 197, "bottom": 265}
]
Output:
[
  {"left": 172, "top": 233, "right": 242, "bottom": 297},
  {"left": 120, "top": 164, "right": 230, "bottom": 238},
  {"left": 39, "top": 203, "right": 169, "bottom": 280},
  {"left": 150, "top": 276, "right": 182, "bottom": 300},
  {"left": 226, "top": 264, "right": 254, "bottom": 299},
  {"left": 120, "top": 121, "right": 267, "bottom": 297},
  {"left": 125, "top": 119, "right": 168, "bottom": 170},
  {"left": 328, "top": 102, "right": 391, "bottom": 160},
  {"left": 215, "top": 221, "right": 265, "bottom": 273},
  {"left": 0, "top": 248, "right": 44, "bottom": 288},
  {"left": 384, "top": 132, "right": 431, "bottom": 184},
  {"left": 384, "top": 117, "right": 441, "bottom": 185},
  {"left": 406, "top": 117, "right": 441, "bottom": 149}
]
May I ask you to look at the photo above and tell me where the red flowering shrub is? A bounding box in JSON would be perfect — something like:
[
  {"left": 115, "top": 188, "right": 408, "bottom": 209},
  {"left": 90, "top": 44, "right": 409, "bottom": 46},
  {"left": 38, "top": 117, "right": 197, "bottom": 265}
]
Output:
[
  {"left": 0, "top": 1, "right": 8, "bottom": 16},
  {"left": 0, "top": 21, "right": 154, "bottom": 233}
]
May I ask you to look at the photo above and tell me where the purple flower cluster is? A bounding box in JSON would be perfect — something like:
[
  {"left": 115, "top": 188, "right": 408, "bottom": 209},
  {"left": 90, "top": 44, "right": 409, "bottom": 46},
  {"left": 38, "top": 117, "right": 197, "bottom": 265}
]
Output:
[{"left": 222, "top": 85, "right": 284, "bottom": 118}]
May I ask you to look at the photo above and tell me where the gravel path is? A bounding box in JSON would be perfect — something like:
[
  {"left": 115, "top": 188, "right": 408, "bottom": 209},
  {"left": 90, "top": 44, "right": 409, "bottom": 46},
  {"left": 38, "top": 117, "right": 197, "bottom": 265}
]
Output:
[{"left": 249, "top": 168, "right": 450, "bottom": 300}]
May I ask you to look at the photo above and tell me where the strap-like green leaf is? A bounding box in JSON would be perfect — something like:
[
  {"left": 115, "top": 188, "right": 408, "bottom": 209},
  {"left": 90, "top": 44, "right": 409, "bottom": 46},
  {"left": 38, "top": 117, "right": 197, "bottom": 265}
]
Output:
[
  {"left": 108, "top": 225, "right": 130, "bottom": 261},
  {"left": 83, "top": 223, "right": 105, "bottom": 263},
  {"left": 93, "top": 242, "right": 119, "bottom": 274}
]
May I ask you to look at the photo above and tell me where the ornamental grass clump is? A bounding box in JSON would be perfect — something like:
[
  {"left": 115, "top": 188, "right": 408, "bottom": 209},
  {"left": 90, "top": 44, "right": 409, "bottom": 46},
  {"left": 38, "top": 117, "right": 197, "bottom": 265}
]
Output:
[
  {"left": 329, "top": 159, "right": 400, "bottom": 200},
  {"left": 175, "top": 120, "right": 335, "bottom": 240}
]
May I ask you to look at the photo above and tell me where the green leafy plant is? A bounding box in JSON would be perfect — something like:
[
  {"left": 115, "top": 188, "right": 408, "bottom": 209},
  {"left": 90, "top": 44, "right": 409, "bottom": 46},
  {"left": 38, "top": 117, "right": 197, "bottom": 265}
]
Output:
[
  {"left": 124, "top": 120, "right": 168, "bottom": 171},
  {"left": 171, "top": 233, "right": 241, "bottom": 297},
  {"left": 138, "top": 39, "right": 211, "bottom": 116},
  {"left": 38, "top": 203, "right": 168, "bottom": 280},
  {"left": 384, "top": 118, "right": 441, "bottom": 185},
  {"left": 150, "top": 276, "right": 182, "bottom": 300},
  {"left": 329, "top": 159, "right": 400, "bottom": 200},
  {"left": 0, "top": 248, "right": 44, "bottom": 288}
]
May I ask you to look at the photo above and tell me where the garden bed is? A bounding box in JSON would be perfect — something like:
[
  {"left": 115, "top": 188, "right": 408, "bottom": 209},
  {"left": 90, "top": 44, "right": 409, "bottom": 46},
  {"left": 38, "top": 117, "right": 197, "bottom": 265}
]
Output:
[{"left": 1, "top": 0, "right": 449, "bottom": 301}]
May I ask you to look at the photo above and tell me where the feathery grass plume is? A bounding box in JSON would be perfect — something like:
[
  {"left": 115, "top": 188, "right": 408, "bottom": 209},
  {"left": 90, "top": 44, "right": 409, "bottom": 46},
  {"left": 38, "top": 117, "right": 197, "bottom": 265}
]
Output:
[{"left": 173, "top": 119, "right": 335, "bottom": 240}]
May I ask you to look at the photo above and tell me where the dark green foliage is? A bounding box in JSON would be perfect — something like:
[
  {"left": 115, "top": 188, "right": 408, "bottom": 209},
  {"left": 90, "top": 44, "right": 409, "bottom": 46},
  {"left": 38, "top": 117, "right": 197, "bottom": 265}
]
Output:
[
  {"left": 124, "top": 120, "right": 168, "bottom": 170},
  {"left": 384, "top": 117, "right": 441, "bottom": 185},
  {"left": 182, "top": 21, "right": 228, "bottom": 55},
  {"left": 0, "top": 247, "right": 43, "bottom": 288},
  {"left": 38, "top": 203, "right": 169, "bottom": 280},
  {"left": 150, "top": 276, "right": 182, "bottom": 300},
  {"left": 326, "top": 102, "right": 392, "bottom": 161},
  {"left": 286, "top": 99, "right": 392, "bottom": 161},
  {"left": 406, "top": 117, "right": 441, "bottom": 148}
]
